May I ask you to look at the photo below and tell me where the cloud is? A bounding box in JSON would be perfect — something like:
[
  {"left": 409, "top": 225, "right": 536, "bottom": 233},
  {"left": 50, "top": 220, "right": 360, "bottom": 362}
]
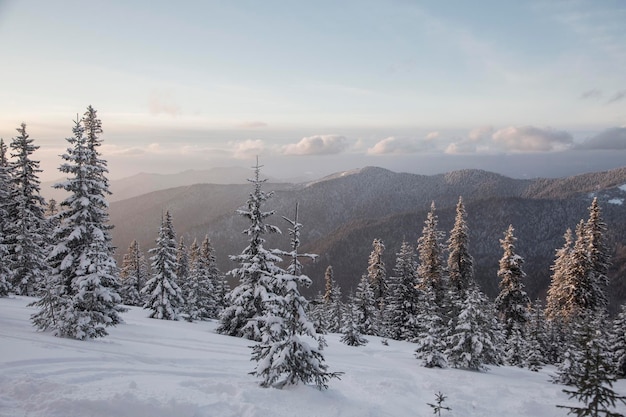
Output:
[
  {"left": 607, "top": 90, "right": 626, "bottom": 104},
  {"left": 425, "top": 131, "right": 440, "bottom": 140},
  {"left": 230, "top": 139, "right": 266, "bottom": 159},
  {"left": 445, "top": 141, "right": 477, "bottom": 155},
  {"left": 445, "top": 126, "right": 494, "bottom": 154},
  {"left": 580, "top": 89, "right": 603, "bottom": 100},
  {"left": 238, "top": 121, "right": 268, "bottom": 128},
  {"left": 576, "top": 127, "right": 626, "bottom": 150},
  {"left": 282, "top": 135, "right": 348, "bottom": 156},
  {"left": 491, "top": 126, "right": 573, "bottom": 152},
  {"left": 367, "top": 136, "right": 436, "bottom": 155},
  {"left": 148, "top": 91, "right": 180, "bottom": 116}
]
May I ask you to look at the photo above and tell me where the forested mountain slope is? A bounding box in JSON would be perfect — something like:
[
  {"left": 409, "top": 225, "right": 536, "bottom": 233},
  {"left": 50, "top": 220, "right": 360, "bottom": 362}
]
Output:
[{"left": 109, "top": 166, "right": 626, "bottom": 311}]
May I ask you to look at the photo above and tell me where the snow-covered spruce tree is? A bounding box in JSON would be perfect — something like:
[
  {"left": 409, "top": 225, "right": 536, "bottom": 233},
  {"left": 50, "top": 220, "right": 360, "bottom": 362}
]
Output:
[
  {"left": 609, "top": 304, "right": 626, "bottom": 378},
  {"left": 119, "top": 240, "right": 149, "bottom": 306},
  {"left": 447, "top": 196, "right": 474, "bottom": 302},
  {"left": 565, "top": 220, "right": 596, "bottom": 318},
  {"left": 321, "top": 265, "right": 344, "bottom": 333},
  {"left": 556, "top": 311, "right": 626, "bottom": 417},
  {"left": 142, "top": 211, "right": 184, "bottom": 320},
  {"left": 414, "top": 286, "right": 448, "bottom": 368},
  {"left": 31, "top": 112, "right": 124, "bottom": 339},
  {"left": 585, "top": 197, "right": 610, "bottom": 314},
  {"left": 503, "top": 323, "right": 530, "bottom": 367},
  {"left": 354, "top": 273, "right": 379, "bottom": 336},
  {"left": 384, "top": 240, "right": 420, "bottom": 341},
  {"left": 198, "top": 235, "right": 223, "bottom": 319},
  {"left": 445, "top": 286, "right": 503, "bottom": 371},
  {"left": 217, "top": 159, "right": 283, "bottom": 341},
  {"left": 341, "top": 292, "right": 369, "bottom": 346},
  {"left": 5, "top": 123, "right": 48, "bottom": 296},
  {"left": 181, "top": 238, "right": 202, "bottom": 321},
  {"left": 417, "top": 201, "right": 447, "bottom": 311},
  {"left": 175, "top": 236, "right": 189, "bottom": 289},
  {"left": 545, "top": 228, "right": 574, "bottom": 323},
  {"left": 367, "top": 238, "right": 387, "bottom": 312},
  {"left": 0, "top": 138, "right": 12, "bottom": 296},
  {"left": 251, "top": 204, "right": 340, "bottom": 389},
  {"left": 525, "top": 299, "right": 548, "bottom": 371},
  {"left": 182, "top": 236, "right": 221, "bottom": 321},
  {"left": 495, "top": 225, "right": 530, "bottom": 339}
]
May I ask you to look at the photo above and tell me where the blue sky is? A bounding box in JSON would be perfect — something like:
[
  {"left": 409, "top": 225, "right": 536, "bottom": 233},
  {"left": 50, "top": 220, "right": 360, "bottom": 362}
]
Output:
[{"left": 0, "top": 0, "right": 625, "bottom": 180}]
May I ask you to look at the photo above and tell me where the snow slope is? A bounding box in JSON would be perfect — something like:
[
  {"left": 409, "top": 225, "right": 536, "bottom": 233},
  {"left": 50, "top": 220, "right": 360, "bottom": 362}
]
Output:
[{"left": 1, "top": 296, "right": 625, "bottom": 417}]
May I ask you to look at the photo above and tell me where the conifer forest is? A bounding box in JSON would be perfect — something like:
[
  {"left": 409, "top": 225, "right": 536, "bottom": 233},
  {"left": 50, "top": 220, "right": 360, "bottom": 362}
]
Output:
[{"left": 1, "top": 107, "right": 626, "bottom": 416}]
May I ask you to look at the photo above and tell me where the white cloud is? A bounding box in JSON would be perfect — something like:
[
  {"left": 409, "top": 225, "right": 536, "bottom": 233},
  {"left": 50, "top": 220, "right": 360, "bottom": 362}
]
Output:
[
  {"left": 230, "top": 139, "right": 266, "bottom": 159},
  {"left": 367, "top": 136, "right": 436, "bottom": 155},
  {"left": 468, "top": 126, "right": 494, "bottom": 142},
  {"left": 282, "top": 135, "right": 348, "bottom": 156},
  {"left": 445, "top": 126, "right": 494, "bottom": 154},
  {"left": 491, "top": 126, "right": 573, "bottom": 152},
  {"left": 445, "top": 141, "right": 477, "bottom": 155},
  {"left": 425, "top": 131, "right": 440, "bottom": 140}
]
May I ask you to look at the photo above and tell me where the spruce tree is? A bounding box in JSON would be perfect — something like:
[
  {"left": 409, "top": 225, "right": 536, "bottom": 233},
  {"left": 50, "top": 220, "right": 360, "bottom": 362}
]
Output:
[
  {"left": 183, "top": 236, "right": 221, "bottom": 321},
  {"left": 142, "top": 211, "right": 184, "bottom": 320},
  {"left": 525, "top": 299, "right": 548, "bottom": 370},
  {"left": 568, "top": 221, "right": 596, "bottom": 316},
  {"left": 585, "top": 198, "right": 610, "bottom": 313},
  {"left": 6, "top": 123, "right": 48, "bottom": 296},
  {"left": 31, "top": 111, "right": 124, "bottom": 339},
  {"left": 198, "top": 235, "right": 223, "bottom": 319},
  {"left": 447, "top": 196, "right": 474, "bottom": 300},
  {"left": 341, "top": 293, "right": 369, "bottom": 346},
  {"left": 417, "top": 201, "right": 447, "bottom": 310},
  {"left": 217, "top": 159, "right": 283, "bottom": 341},
  {"left": 367, "top": 238, "right": 387, "bottom": 311},
  {"left": 546, "top": 229, "right": 574, "bottom": 322},
  {"left": 414, "top": 286, "right": 448, "bottom": 368},
  {"left": 0, "top": 138, "right": 11, "bottom": 296},
  {"left": 175, "top": 236, "right": 189, "bottom": 288},
  {"left": 609, "top": 304, "right": 626, "bottom": 378},
  {"left": 119, "top": 240, "right": 149, "bottom": 306},
  {"left": 557, "top": 311, "right": 626, "bottom": 417},
  {"left": 354, "top": 273, "right": 378, "bottom": 336},
  {"left": 446, "top": 286, "right": 502, "bottom": 371},
  {"left": 384, "top": 240, "right": 420, "bottom": 341},
  {"left": 495, "top": 225, "right": 530, "bottom": 338},
  {"left": 181, "top": 239, "right": 202, "bottom": 321},
  {"left": 251, "top": 205, "right": 340, "bottom": 389},
  {"left": 321, "top": 265, "right": 344, "bottom": 333}
]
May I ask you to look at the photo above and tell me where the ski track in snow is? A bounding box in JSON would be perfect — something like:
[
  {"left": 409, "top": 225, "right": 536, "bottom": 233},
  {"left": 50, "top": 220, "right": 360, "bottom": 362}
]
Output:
[{"left": 1, "top": 296, "right": 626, "bottom": 417}]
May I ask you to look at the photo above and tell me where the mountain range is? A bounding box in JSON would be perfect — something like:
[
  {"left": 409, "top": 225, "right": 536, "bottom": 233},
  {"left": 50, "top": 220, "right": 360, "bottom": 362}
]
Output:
[{"left": 107, "top": 166, "right": 626, "bottom": 312}]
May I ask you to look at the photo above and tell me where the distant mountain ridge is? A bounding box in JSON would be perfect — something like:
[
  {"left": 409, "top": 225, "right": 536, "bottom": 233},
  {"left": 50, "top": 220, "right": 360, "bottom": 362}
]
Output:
[
  {"left": 41, "top": 166, "right": 283, "bottom": 203},
  {"left": 108, "top": 165, "right": 626, "bottom": 311}
]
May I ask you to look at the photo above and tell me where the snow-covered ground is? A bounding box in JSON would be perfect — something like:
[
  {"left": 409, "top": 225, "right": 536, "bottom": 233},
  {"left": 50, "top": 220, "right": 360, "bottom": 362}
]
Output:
[{"left": 1, "top": 296, "right": 625, "bottom": 417}]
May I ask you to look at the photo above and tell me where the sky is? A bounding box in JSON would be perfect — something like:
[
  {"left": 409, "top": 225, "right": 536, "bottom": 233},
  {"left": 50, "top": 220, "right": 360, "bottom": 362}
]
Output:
[{"left": 0, "top": 0, "right": 625, "bottom": 181}]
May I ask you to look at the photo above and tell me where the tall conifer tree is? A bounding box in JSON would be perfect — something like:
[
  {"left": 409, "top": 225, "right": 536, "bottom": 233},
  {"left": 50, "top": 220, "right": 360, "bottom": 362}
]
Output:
[
  {"left": 417, "top": 202, "right": 447, "bottom": 310},
  {"left": 142, "top": 211, "right": 183, "bottom": 320},
  {"left": 0, "top": 139, "right": 11, "bottom": 296},
  {"left": 6, "top": 124, "right": 48, "bottom": 295},
  {"left": 119, "top": 240, "right": 149, "bottom": 306},
  {"left": 217, "top": 159, "right": 283, "bottom": 340},
  {"left": 495, "top": 225, "right": 530, "bottom": 338},
  {"left": 31, "top": 109, "right": 123, "bottom": 339}
]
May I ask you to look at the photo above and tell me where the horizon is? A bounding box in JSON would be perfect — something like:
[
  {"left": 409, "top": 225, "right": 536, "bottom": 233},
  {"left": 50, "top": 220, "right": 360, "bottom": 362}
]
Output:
[{"left": 1, "top": 1, "right": 625, "bottom": 182}]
